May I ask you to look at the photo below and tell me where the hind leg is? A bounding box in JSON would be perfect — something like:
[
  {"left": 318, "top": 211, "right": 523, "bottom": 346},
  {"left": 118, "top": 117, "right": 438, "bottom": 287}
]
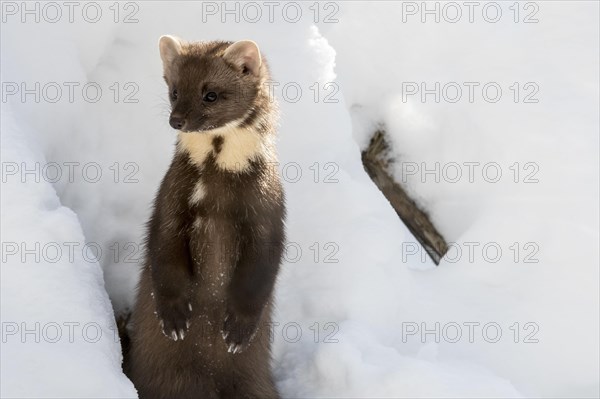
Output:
[
  {"left": 131, "top": 363, "right": 221, "bottom": 399},
  {"left": 218, "top": 346, "right": 279, "bottom": 398},
  {"left": 219, "top": 372, "right": 278, "bottom": 399}
]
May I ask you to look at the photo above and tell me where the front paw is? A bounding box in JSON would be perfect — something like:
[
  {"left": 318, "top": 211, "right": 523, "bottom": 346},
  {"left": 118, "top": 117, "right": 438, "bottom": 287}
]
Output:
[
  {"left": 157, "top": 299, "right": 192, "bottom": 341},
  {"left": 222, "top": 309, "right": 261, "bottom": 354}
]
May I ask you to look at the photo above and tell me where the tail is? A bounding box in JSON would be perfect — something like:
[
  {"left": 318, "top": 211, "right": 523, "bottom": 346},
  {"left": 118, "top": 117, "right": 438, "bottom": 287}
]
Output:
[{"left": 116, "top": 311, "right": 132, "bottom": 376}]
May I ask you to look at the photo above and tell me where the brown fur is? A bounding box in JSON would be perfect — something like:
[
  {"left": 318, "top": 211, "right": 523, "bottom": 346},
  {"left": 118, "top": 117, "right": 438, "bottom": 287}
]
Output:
[{"left": 127, "top": 38, "right": 285, "bottom": 399}]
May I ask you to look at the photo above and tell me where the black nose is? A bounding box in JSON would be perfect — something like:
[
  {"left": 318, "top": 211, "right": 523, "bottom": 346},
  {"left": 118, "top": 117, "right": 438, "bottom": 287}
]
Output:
[{"left": 169, "top": 114, "right": 186, "bottom": 130}]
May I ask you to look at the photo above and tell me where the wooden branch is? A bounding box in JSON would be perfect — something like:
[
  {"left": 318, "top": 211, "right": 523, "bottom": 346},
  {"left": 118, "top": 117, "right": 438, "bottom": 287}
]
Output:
[{"left": 361, "top": 129, "right": 448, "bottom": 265}]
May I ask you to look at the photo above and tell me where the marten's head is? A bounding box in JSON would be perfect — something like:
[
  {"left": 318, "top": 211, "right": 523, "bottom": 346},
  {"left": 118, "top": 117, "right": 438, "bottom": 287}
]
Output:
[{"left": 159, "top": 36, "right": 269, "bottom": 133}]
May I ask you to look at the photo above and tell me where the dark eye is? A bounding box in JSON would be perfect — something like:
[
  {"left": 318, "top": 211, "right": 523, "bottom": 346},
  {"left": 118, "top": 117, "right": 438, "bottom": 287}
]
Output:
[
  {"left": 171, "top": 88, "right": 178, "bottom": 101},
  {"left": 203, "top": 92, "right": 218, "bottom": 102}
]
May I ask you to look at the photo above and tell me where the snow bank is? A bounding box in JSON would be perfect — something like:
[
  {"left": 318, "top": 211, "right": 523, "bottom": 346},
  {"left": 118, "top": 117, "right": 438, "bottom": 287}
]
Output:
[
  {"left": 320, "top": 2, "right": 599, "bottom": 397},
  {"left": 1, "top": 106, "right": 137, "bottom": 398}
]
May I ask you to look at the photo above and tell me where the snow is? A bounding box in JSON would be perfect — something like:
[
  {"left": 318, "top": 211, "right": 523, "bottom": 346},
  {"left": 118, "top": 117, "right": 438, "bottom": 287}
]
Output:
[
  {"left": 1, "top": 1, "right": 598, "bottom": 398},
  {"left": 1, "top": 105, "right": 136, "bottom": 397}
]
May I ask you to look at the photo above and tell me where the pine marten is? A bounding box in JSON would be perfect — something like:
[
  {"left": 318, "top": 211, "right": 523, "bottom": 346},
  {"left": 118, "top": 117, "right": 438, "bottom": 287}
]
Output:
[{"left": 127, "top": 36, "right": 285, "bottom": 399}]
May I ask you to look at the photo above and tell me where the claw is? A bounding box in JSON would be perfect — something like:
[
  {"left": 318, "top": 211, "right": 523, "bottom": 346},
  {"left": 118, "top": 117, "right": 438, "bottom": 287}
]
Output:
[
  {"left": 188, "top": 303, "right": 192, "bottom": 311},
  {"left": 228, "top": 343, "right": 234, "bottom": 353},
  {"left": 233, "top": 345, "right": 242, "bottom": 354},
  {"left": 179, "top": 329, "right": 185, "bottom": 340},
  {"left": 186, "top": 320, "right": 190, "bottom": 329},
  {"left": 171, "top": 331, "right": 178, "bottom": 341}
]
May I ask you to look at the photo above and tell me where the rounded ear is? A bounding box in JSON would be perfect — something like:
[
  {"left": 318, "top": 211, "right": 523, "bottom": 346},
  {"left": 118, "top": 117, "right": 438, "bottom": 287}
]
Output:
[
  {"left": 159, "top": 35, "right": 183, "bottom": 72},
  {"left": 223, "top": 40, "right": 262, "bottom": 76}
]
